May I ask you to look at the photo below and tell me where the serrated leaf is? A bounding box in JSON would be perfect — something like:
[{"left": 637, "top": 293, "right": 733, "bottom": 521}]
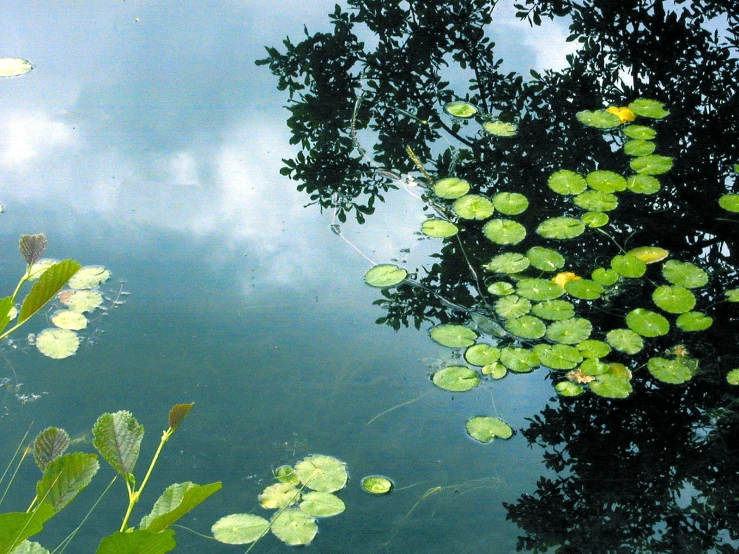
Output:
[
  {"left": 92, "top": 411, "right": 144, "bottom": 477},
  {"left": 168, "top": 403, "right": 194, "bottom": 431},
  {"left": 0, "top": 505, "right": 55, "bottom": 554},
  {"left": 18, "top": 260, "right": 81, "bottom": 326},
  {"left": 33, "top": 427, "right": 70, "bottom": 471},
  {"left": 36, "top": 452, "right": 99, "bottom": 512},
  {"left": 19, "top": 235, "right": 47, "bottom": 267},
  {"left": 94, "top": 530, "right": 176, "bottom": 554},
  {"left": 139, "top": 481, "right": 222, "bottom": 532}
]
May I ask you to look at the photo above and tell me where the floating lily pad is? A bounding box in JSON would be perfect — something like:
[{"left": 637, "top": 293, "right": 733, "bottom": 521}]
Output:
[
  {"left": 533, "top": 344, "right": 582, "bottom": 370},
  {"left": 494, "top": 295, "right": 532, "bottom": 319},
  {"left": 675, "top": 311, "right": 713, "bottom": 332},
  {"left": 661, "top": 260, "right": 708, "bottom": 288},
  {"left": 630, "top": 155, "right": 673, "bottom": 175},
  {"left": 432, "top": 366, "right": 480, "bottom": 391},
  {"left": 483, "top": 121, "right": 517, "bottom": 137},
  {"left": 626, "top": 174, "right": 661, "bottom": 194},
  {"left": 62, "top": 290, "right": 104, "bottom": 313},
  {"left": 628, "top": 246, "right": 669, "bottom": 264},
  {"left": 275, "top": 465, "right": 300, "bottom": 485},
  {"left": 212, "top": 514, "right": 270, "bottom": 545},
  {"left": 591, "top": 268, "right": 619, "bottom": 286},
  {"left": 605, "top": 328, "right": 643, "bottom": 354},
  {"left": 51, "top": 310, "right": 88, "bottom": 331},
  {"left": 576, "top": 340, "right": 611, "bottom": 359},
  {"left": 589, "top": 372, "right": 633, "bottom": 398},
  {"left": 576, "top": 109, "right": 621, "bottom": 129},
  {"left": 624, "top": 139, "right": 656, "bottom": 157},
  {"left": 452, "top": 195, "right": 494, "bottom": 220},
  {"left": 364, "top": 264, "right": 407, "bottom": 288},
  {"left": 0, "top": 57, "right": 33, "bottom": 77},
  {"left": 548, "top": 170, "right": 587, "bottom": 195},
  {"left": 505, "top": 315, "right": 546, "bottom": 339},
  {"left": 531, "top": 299, "right": 575, "bottom": 321},
  {"left": 555, "top": 381, "right": 584, "bottom": 396},
  {"left": 652, "top": 285, "right": 696, "bottom": 314},
  {"left": 429, "top": 324, "right": 478, "bottom": 348},
  {"left": 299, "top": 492, "right": 345, "bottom": 517},
  {"left": 727, "top": 369, "right": 739, "bottom": 385},
  {"left": 500, "top": 347, "right": 539, "bottom": 372},
  {"left": 628, "top": 98, "right": 670, "bottom": 119},
  {"left": 626, "top": 308, "right": 670, "bottom": 337},
  {"left": 361, "top": 476, "right": 393, "bottom": 495},
  {"left": 545, "top": 318, "right": 592, "bottom": 345},
  {"left": 485, "top": 253, "right": 530, "bottom": 274},
  {"left": 526, "top": 247, "right": 565, "bottom": 271},
  {"left": 464, "top": 344, "right": 501, "bottom": 366},
  {"left": 294, "top": 455, "right": 348, "bottom": 493},
  {"left": 270, "top": 509, "right": 318, "bottom": 546},
  {"left": 421, "top": 219, "right": 459, "bottom": 238},
  {"left": 433, "top": 177, "right": 470, "bottom": 199},
  {"left": 611, "top": 254, "right": 646, "bottom": 278},
  {"left": 516, "top": 278, "right": 565, "bottom": 301},
  {"left": 259, "top": 482, "right": 300, "bottom": 509},
  {"left": 444, "top": 101, "right": 478, "bottom": 118},
  {"left": 581, "top": 211, "right": 609, "bottom": 228},
  {"left": 482, "top": 362, "right": 507, "bottom": 379},
  {"left": 718, "top": 194, "right": 739, "bottom": 212},
  {"left": 465, "top": 416, "right": 513, "bottom": 443},
  {"left": 69, "top": 266, "right": 110, "bottom": 290},
  {"left": 580, "top": 358, "right": 610, "bottom": 376},
  {"left": 726, "top": 288, "right": 739, "bottom": 302},
  {"left": 574, "top": 190, "right": 618, "bottom": 212},
  {"left": 482, "top": 219, "right": 526, "bottom": 245},
  {"left": 586, "top": 170, "right": 627, "bottom": 192},
  {"left": 487, "top": 281, "right": 515, "bottom": 295},
  {"left": 536, "top": 217, "right": 585, "bottom": 240},
  {"left": 565, "top": 279, "right": 604, "bottom": 300},
  {"left": 647, "top": 356, "right": 698, "bottom": 384},
  {"left": 36, "top": 328, "right": 80, "bottom": 359},
  {"left": 623, "top": 125, "right": 657, "bottom": 140},
  {"left": 492, "top": 192, "right": 529, "bottom": 215}
]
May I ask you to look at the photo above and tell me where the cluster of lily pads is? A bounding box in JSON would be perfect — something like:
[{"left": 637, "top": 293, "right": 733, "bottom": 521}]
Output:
[{"left": 365, "top": 98, "right": 739, "bottom": 413}]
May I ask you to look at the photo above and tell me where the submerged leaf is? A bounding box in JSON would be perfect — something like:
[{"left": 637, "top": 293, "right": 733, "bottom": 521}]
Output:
[{"left": 361, "top": 476, "right": 393, "bottom": 495}]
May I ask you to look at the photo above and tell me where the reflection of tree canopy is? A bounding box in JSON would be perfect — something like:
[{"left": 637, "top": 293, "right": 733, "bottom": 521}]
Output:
[{"left": 260, "top": 1, "right": 739, "bottom": 551}]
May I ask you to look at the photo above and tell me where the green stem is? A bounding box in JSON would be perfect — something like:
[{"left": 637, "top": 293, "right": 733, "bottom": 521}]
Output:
[
  {"left": 55, "top": 475, "right": 117, "bottom": 554},
  {"left": 0, "top": 425, "right": 32, "bottom": 508}
]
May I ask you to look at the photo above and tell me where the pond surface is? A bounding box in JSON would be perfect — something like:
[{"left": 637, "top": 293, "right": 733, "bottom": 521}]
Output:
[{"left": 1, "top": 2, "right": 738, "bottom": 553}]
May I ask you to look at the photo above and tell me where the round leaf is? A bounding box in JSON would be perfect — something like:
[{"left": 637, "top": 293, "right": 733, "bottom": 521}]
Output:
[
  {"left": 533, "top": 344, "right": 582, "bottom": 370},
  {"left": 581, "top": 211, "right": 609, "bottom": 228},
  {"left": 531, "top": 299, "right": 575, "bottom": 321},
  {"left": 652, "top": 285, "right": 696, "bottom": 314},
  {"left": 429, "top": 324, "right": 478, "bottom": 348},
  {"left": 0, "top": 58, "right": 33, "bottom": 77},
  {"left": 452, "top": 195, "right": 494, "bottom": 220},
  {"left": 526, "top": 247, "right": 565, "bottom": 271},
  {"left": 69, "top": 266, "right": 111, "bottom": 290},
  {"left": 630, "top": 154, "right": 673, "bottom": 175},
  {"left": 464, "top": 344, "right": 501, "bottom": 366},
  {"left": 623, "top": 124, "right": 657, "bottom": 140},
  {"left": 259, "top": 482, "right": 300, "bottom": 509},
  {"left": 51, "top": 310, "right": 88, "bottom": 331},
  {"left": 500, "top": 347, "right": 539, "bottom": 373},
  {"left": 492, "top": 192, "right": 529, "bottom": 215},
  {"left": 299, "top": 492, "right": 345, "bottom": 517},
  {"left": 606, "top": 329, "right": 644, "bottom": 354},
  {"left": 364, "top": 264, "right": 407, "bottom": 288},
  {"left": 482, "top": 219, "right": 526, "bottom": 245},
  {"left": 626, "top": 308, "right": 670, "bottom": 337},
  {"left": 482, "top": 121, "right": 517, "bottom": 137},
  {"left": 628, "top": 98, "right": 670, "bottom": 119},
  {"left": 555, "top": 381, "right": 584, "bottom": 397},
  {"left": 576, "top": 340, "right": 611, "bottom": 359},
  {"left": 294, "top": 455, "right": 348, "bottom": 493},
  {"left": 536, "top": 217, "right": 585, "bottom": 240},
  {"left": 586, "top": 170, "right": 627, "bottom": 192},
  {"left": 504, "top": 315, "right": 546, "bottom": 339},
  {"left": 647, "top": 357, "right": 698, "bottom": 384},
  {"left": 624, "top": 139, "right": 656, "bottom": 157},
  {"left": 590, "top": 373, "right": 633, "bottom": 398},
  {"left": 548, "top": 170, "right": 587, "bottom": 195},
  {"left": 444, "top": 101, "right": 478, "bottom": 118},
  {"left": 433, "top": 177, "right": 470, "bottom": 199},
  {"left": 726, "top": 369, "right": 739, "bottom": 385},
  {"left": 545, "top": 318, "right": 592, "bottom": 345},
  {"left": 576, "top": 109, "right": 621, "bottom": 129},
  {"left": 564, "top": 279, "right": 604, "bottom": 300},
  {"left": 361, "top": 476, "right": 393, "bottom": 495},
  {"left": 63, "top": 290, "right": 104, "bottom": 313},
  {"left": 36, "top": 328, "right": 80, "bottom": 359},
  {"left": 611, "top": 254, "right": 646, "bottom": 278},
  {"left": 270, "top": 509, "right": 318, "bottom": 546},
  {"left": 485, "top": 252, "right": 530, "bottom": 274},
  {"left": 661, "top": 260, "right": 708, "bottom": 288},
  {"left": 432, "top": 366, "right": 480, "bottom": 391},
  {"left": 421, "top": 219, "right": 459, "bottom": 238},
  {"left": 591, "top": 268, "right": 619, "bottom": 286},
  {"left": 675, "top": 311, "right": 713, "bottom": 332},
  {"left": 574, "top": 190, "right": 618, "bottom": 212},
  {"left": 212, "top": 514, "right": 270, "bottom": 545},
  {"left": 719, "top": 194, "right": 739, "bottom": 212},
  {"left": 516, "top": 278, "right": 565, "bottom": 301},
  {"left": 627, "top": 246, "right": 669, "bottom": 264},
  {"left": 465, "top": 416, "right": 513, "bottom": 443},
  {"left": 494, "top": 295, "right": 532, "bottom": 319},
  {"left": 487, "top": 281, "right": 515, "bottom": 295},
  {"left": 626, "top": 174, "right": 661, "bottom": 194}
]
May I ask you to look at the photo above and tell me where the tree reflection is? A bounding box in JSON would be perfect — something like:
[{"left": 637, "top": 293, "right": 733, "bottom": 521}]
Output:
[{"left": 260, "top": 1, "right": 739, "bottom": 551}]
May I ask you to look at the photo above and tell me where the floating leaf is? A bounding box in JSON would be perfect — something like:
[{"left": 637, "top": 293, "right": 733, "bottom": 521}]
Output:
[
  {"left": 494, "top": 295, "right": 532, "bottom": 319},
  {"left": 483, "top": 362, "right": 507, "bottom": 379},
  {"left": 140, "top": 481, "right": 222, "bottom": 532},
  {"left": 727, "top": 369, "right": 739, "bottom": 385},
  {"left": 628, "top": 98, "right": 670, "bottom": 119},
  {"left": 626, "top": 308, "right": 670, "bottom": 337},
  {"left": 444, "top": 101, "right": 478, "bottom": 118},
  {"left": 611, "top": 254, "right": 646, "bottom": 278},
  {"left": 432, "top": 366, "right": 480, "bottom": 391},
  {"left": 580, "top": 358, "right": 610, "bottom": 376},
  {"left": 0, "top": 57, "right": 33, "bottom": 77},
  {"left": 533, "top": 344, "right": 582, "bottom": 370},
  {"left": 275, "top": 466, "right": 300, "bottom": 485},
  {"left": 548, "top": 170, "right": 587, "bottom": 195},
  {"left": 726, "top": 288, "right": 739, "bottom": 302},
  {"left": 421, "top": 219, "right": 459, "bottom": 238},
  {"left": 364, "top": 264, "right": 407, "bottom": 288},
  {"left": 500, "top": 347, "right": 539, "bottom": 372},
  {"left": 719, "top": 194, "right": 739, "bottom": 212},
  {"left": 68, "top": 266, "right": 110, "bottom": 290},
  {"left": 576, "top": 340, "right": 611, "bottom": 359},
  {"left": 433, "top": 177, "right": 470, "bottom": 199},
  {"left": 662, "top": 260, "right": 708, "bottom": 288},
  {"left": 626, "top": 174, "right": 661, "bottom": 194},
  {"left": 294, "top": 455, "right": 348, "bottom": 493},
  {"left": 574, "top": 190, "right": 618, "bottom": 212},
  {"left": 531, "top": 299, "right": 575, "bottom": 321},
  {"left": 545, "top": 318, "right": 592, "bottom": 345},
  {"left": 591, "top": 268, "right": 619, "bottom": 286},
  {"left": 483, "top": 121, "right": 517, "bottom": 137},
  {"left": 586, "top": 170, "right": 627, "bottom": 192},
  {"left": 505, "top": 315, "right": 546, "bottom": 339},
  {"left": 652, "top": 285, "right": 696, "bottom": 314},
  {"left": 259, "top": 482, "right": 300, "bottom": 509},
  {"left": 487, "top": 281, "right": 515, "bottom": 296},
  {"left": 492, "top": 192, "right": 529, "bottom": 215},
  {"left": 361, "top": 476, "right": 393, "bottom": 495},
  {"left": 581, "top": 211, "right": 609, "bottom": 228},
  {"left": 465, "top": 416, "right": 513, "bottom": 443},
  {"left": 63, "top": 290, "right": 104, "bottom": 313},
  {"left": 526, "top": 247, "right": 565, "bottom": 271},
  {"left": 452, "top": 195, "right": 494, "bottom": 220},
  {"left": 92, "top": 411, "right": 144, "bottom": 477},
  {"left": 35, "top": 328, "right": 79, "bottom": 359},
  {"left": 676, "top": 311, "right": 713, "bottom": 332},
  {"left": 628, "top": 246, "right": 669, "bottom": 264},
  {"left": 630, "top": 154, "right": 673, "bottom": 175},
  {"left": 50, "top": 310, "right": 87, "bottom": 331},
  {"left": 33, "top": 428, "right": 70, "bottom": 472},
  {"left": 516, "top": 278, "right": 565, "bottom": 301},
  {"left": 555, "top": 382, "right": 584, "bottom": 396},
  {"left": 299, "top": 492, "right": 345, "bottom": 517},
  {"left": 606, "top": 106, "right": 636, "bottom": 123},
  {"left": 482, "top": 219, "right": 526, "bottom": 245},
  {"left": 37, "top": 452, "right": 99, "bottom": 512},
  {"left": 647, "top": 356, "right": 698, "bottom": 384},
  {"left": 623, "top": 125, "right": 657, "bottom": 140},
  {"left": 464, "top": 344, "right": 501, "bottom": 366},
  {"left": 270, "top": 509, "right": 318, "bottom": 546},
  {"left": 589, "top": 372, "right": 633, "bottom": 399},
  {"left": 576, "top": 109, "right": 621, "bottom": 129},
  {"left": 624, "top": 139, "right": 656, "bottom": 157},
  {"left": 429, "top": 324, "right": 477, "bottom": 348},
  {"left": 536, "top": 217, "right": 585, "bottom": 240},
  {"left": 606, "top": 329, "right": 644, "bottom": 354},
  {"left": 565, "top": 279, "right": 604, "bottom": 300},
  {"left": 484, "top": 252, "right": 530, "bottom": 274},
  {"left": 212, "top": 514, "right": 269, "bottom": 545}
]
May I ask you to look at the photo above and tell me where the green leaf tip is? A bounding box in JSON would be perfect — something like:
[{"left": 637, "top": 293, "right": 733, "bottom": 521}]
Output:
[{"left": 169, "top": 402, "right": 194, "bottom": 431}]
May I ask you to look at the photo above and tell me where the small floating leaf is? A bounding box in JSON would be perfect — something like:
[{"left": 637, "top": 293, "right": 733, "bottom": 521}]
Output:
[
  {"left": 275, "top": 465, "right": 300, "bottom": 485},
  {"left": 299, "top": 492, "right": 345, "bottom": 517},
  {"left": 624, "top": 139, "right": 656, "bottom": 157},
  {"left": 212, "top": 514, "right": 270, "bottom": 545},
  {"left": 676, "top": 311, "right": 713, "bottom": 332},
  {"left": 494, "top": 295, "right": 532, "bottom": 319},
  {"left": 586, "top": 170, "right": 627, "bottom": 193},
  {"left": 500, "top": 347, "right": 539, "bottom": 373},
  {"left": 626, "top": 174, "right": 661, "bottom": 194},
  {"left": 429, "top": 324, "right": 477, "bottom": 347},
  {"left": 564, "top": 279, "right": 604, "bottom": 300},
  {"left": 630, "top": 154, "right": 673, "bottom": 175},
  {"left": 271, "top": 509, "right": 318, "bottom": 546},
  {"left": 464, "top": 344, "right": 501, "bottom": 366},
  {"left": 589, "top": 372, "right": 633, "bottom": 398},
  {"left": 452, "top": 195, "right": 494, "bottom": 220},
  {"left": 0, "top": 57, "right": 33, "bottom": 77},
  {"left": 627, "top": 246, "right": 669, "bottom": 264},
  {"left": 727, "top": 369, "right": 739, "bottom": 385},
  {"left": 531, "top": 299, "right": 575, "bottom": 321},
  {"left": 294, "top": 455, "right": 348, "bottom": 493},
  {"left": 444, "top": 101, "right": 478, "bottom": 118},
  {"left": 626, "top": 308, "right": 670, "bottom": 337},
  {"left": 485, "top": 252, "right": 530, "bottom": 274},
  {"left": 652, "top": 285, "right": 696, "bottom": 314},
  {"left": 591, "top": 268, "right": 619, "bottom": 286},
  {"left": 718, "top": 194, "right": 739, "bottom": 212},
  {"left": 548, "top": 170, "right": 587, "bottom": 195},
  {"left": 68, "top": 266, "right": 110, "bottom": 290},
  {"left": 662, "top": 260, "right": 708, "bottom": 288},
  {"left": 35, "top": 328, "right": 79, "bottom": 359},
  {"left": 516, "top": 278, "right": 565, "bottom": 301},
  {"left": 555, "top": 381, "right": 584, "bottom": 396},
  {"left": 63, "top": 290, "right": 103, "bottom": 313},
  {"left": 606, "top": 328, "right": 644, "bottom": 354},
  {"left": 51, "top": 310, "right": 87, "bottom": 331},
  {"left": 581, "top": 211, "right": 609, "bottom": 228},
  {"left": 552, "top": 272, "right": 581, "bottom": 288},
  {"left": 580, "top": 358, "right": 610, "bottom": 376},
  {"left": 465, "top": 416, "right": 513, "bottom": 443},
  {"left": 576, "top": 340, "right": 611, "bottom": 359},
  {"left": 536, "top": 217, "right": 585, "bottom": 240},
  {"left": 526, "top": 247, "right": 565, "bottom": 271},
  {"left": 726, "top": 288, "right": 739, "bottom": 302},
  {"left": 492, "top": 192, "right": 529, "bottom": 215},
  {"left": 533, "top": 344, "right": 582, "bottom": 370},
  {"left": 433, "top": 177, "right": 470, "bottom": 199},
  {"left": 574, "top": 190, "right": 618, "bottom": 212},
  {"left": 432, "top": 366, "right": 480, "bottom": 391},
  {"left": 421, "top": 219, "right": 459, "bottom": 238},
  {"left": 623, "top": 125, "right": 657, "bottom": 140},
  {"left": 628, "top": 98, "right": 670, "bottom": 119},
  {"left": 483, "top": 362, "right": 507, "bottom": 379},
  {"left": 647, "top": 356, "right": 698, "bottom": 384},
  {"left": 611, "top": 254, "right": 646, "bottom": 278},
  {"left": 259, "top": 482, "right": 300, "bottom": 509},
  {"left": 576, "top": 109, "right": 621, "bottom": 129},
  {"left": 504, "top": 315, "right": 546, "bottom": 339},
  {"left": 364, "top": 264, "right": 407, "bottom": 288},
  {"left": 487, "top": 281, "right": 515, "bottom": 295},
  {"left": 482, "top": 219, "right": 526, "bottom": 245},
  {"left": 361, "top": 476, "right": 393, "bottom": 495},
  {"left": 545, "top": 318, "right": 592, "bottom": 345},
  {"left": 483, "top": 121, "right": 517, "bottom": 137}
]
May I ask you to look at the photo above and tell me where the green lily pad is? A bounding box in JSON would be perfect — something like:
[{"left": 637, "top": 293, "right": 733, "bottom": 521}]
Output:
[
  {"left": 675, "top": 311, "right": 713, "bottom": 332},
  {"left": 299, "top": 492, "right": 345, "bottom": 517},
  {"left": 516, "top": 278, "right": 565, "bottom": 301},
  {"left": 564, "top": 279, "right": 604, "bottom": 300},
  {"left": 444, "top": 101, "right": 478, "bottom": 118},
  {"left": 628, "top": 246, "right": 669, "bottom": 264},
  {"left": 429, "top": 324, "right": 478, "bottom": 348},
  {"left": 623, "top": 139, "right": 656, "bottom": 157},
  {"left": 626, "top": 308, "right": 670, "bottom": 337},
  {"left": 536, "top": 217, "right": 586, "bottom": 240},
  {"left": 726, "top": 369, "right": 739, "bottom": 385},
  {"left": 452, "top": 195, "right": 494, "bottom": 220},
  {"left": 630, "top": 155, "right": 673, "bottom": 175},
  {"left": 361, "top": 476, "right": 393, "bottom": 495},
  {"left": 531, "top": 299, "right": 575, "bottom": 321},
  {"left": 494, "top": 295, "right": 532, "bottom": 319},
  {"left": 581, "top": 211, "right": 609, "bottom": 228},
  {"left": 726, "top": 288, "right": 739, "bottom": 302},
  {"left": 505, "top": 315, "right": 546, "bottom": 339},
  {"left": 548, "top": 170, "right": 587, "bottom": 195},
  {"left": 487, "top": 281, "right": 515, "bottom": 295},
  {"left": 482, "top": 121, "right": 517, "bottom": 137},
  {"left": 586, "top": 170, "right": 627, "bottom": 193},
  {"left": 432, "top": 366, "right": 480, "bottom": 391},
  {"left": 492, "top": 192, "right": 529, "bottom": 215},
  {"left": 259, "top": 482, "right": 301, "bottom": 509},
  {"left": 647, "top": 356, "right": 698, "bottom": 384},
  {"left": 545, "top": 318, "right": 592, "bottom": 345},
  {"left": 470, "top": 312, "right": 507, "bottom": 338},
  {"left": 533, "top": 344, "right": 582, "bottom": 370},
  {"left": 482, "top": 362, "right": 507, "bottom": 379},
  {"left": 574, "top": 190, "right": 618, "bottom": 212},
  {"left": 626, "top": 174, "right": 661, "bottom": 194},
  {"left": 591, "top": 268, "right": 619, "bottom": 286},
  {"left": 294, "top": 455, "right": 348, "bottom": 493},
  {"left": 611, "top": 254, "right": 646, "bottom": 278},
  {"left": 35, "top": 328, "right": 80, "bottom": 359},
  {"left": 485, "top": 253, "right": 530, "bottom": 274},
  {"left": 68, "top": 266, "right": 111, "bottom": 290},
  {"left": 465, "top": 416, "right": 513, "bottom": 443},
  {"left": 62, "top": 290, "right": 104, "bottom": 313},
  {"left": 576, "top": 109, "right": 621, "bottom": 129},
  {"left": 364, "top": 264, "right": 407, "bottom": 288},
  {"left": 0, "top": 57, "right": 33, "bottom": 78},
  {"left": 652, "top": 285, "right": 696, "bottom": 314},
  {"left": 661, "top": 260, "right": 708, "bottom": 288},
  {"left": 605, "top": 328, "right": 644, "bottom": 354},
  {"left": 525, "top": 247, "right": 565, "bottom": 271},
  {"left": 270, "top": 509, "right": 318, "bottom": 546},
  {"left": 589, "top": 372, "right": 633, "bottom": 398},
  {"left": 555, "top": 381, "right": 585, "bottom": 397},
  {"left": 500, "top": 347, "right": 539, "bottom": 373},
  {"left": 275, "top": 466, "right": 300, "bottom": 485},
  {"left": 50, "top": 310, "right": 88, "bottom": 331},
  {"left": 421, "top": 219, "right": 459, "bottom": 238},
  {"left": 433, "top": 177, "right": 470, "bottom": 199},
  {"left": 482, "top": 219, "right": 526, "bottom": 245},
  {"left": 212, "top": 514, "right": 270, "bottom": 545},
  {"left": 719, "top": 194, "right": 739, "bottom": 212},
  {"left": 622, "top": 124, "right": 657, "bottom": 140},
  {"left": 628, "top": 98, "right": 670, "bottom": 119},
  {"left": 576, "top": 340, "right": 611, "bottom": 359},
  {"left": 464, "top": 344, "right": 501, "bottom": 366},
  {"left": 579, "top": 359, "right": 609, "bottom": 376}
]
